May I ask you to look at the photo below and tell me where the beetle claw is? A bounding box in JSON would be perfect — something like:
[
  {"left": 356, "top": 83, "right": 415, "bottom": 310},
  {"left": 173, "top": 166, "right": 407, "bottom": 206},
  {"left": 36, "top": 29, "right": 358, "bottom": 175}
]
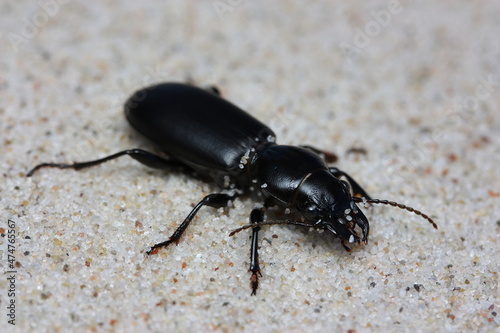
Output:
[
  {"left": 341, "top": 240, "right": 352, "bottom": 252},
  {"left": 250, "top": 270, "right": 261, "bottom": 295}
]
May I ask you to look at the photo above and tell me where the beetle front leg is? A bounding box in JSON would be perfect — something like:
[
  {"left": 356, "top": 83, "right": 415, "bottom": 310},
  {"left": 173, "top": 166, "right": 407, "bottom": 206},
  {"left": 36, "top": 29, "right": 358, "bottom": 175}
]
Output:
[
  {"left": 147, "top": 192, "right": 238, "bottom": 254},
  {"left": 248, "top": 206, "right": 265, "bottom": 295},
  {"left": 329, "top": 167, "right": 371, "bottom": 199}
]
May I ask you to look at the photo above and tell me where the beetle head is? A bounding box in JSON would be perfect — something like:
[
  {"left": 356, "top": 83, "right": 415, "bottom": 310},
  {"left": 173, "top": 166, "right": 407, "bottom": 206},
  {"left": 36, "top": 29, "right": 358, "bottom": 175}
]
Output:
[{"left": 294, "top": 170, "right": 369, "bottom": 248}]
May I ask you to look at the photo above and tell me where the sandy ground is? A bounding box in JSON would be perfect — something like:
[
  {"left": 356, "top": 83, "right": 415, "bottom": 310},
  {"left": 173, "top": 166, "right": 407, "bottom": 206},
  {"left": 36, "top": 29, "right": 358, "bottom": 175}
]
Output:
[{"left": 1, "top": 1, "right": 499, "bottom": 332}]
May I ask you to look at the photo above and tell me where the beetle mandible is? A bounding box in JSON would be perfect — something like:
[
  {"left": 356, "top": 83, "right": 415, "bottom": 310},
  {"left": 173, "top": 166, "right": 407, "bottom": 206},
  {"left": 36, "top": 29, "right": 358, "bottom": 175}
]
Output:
[{"left": 27, "top": 82, "right": 437, "bottom": 295}]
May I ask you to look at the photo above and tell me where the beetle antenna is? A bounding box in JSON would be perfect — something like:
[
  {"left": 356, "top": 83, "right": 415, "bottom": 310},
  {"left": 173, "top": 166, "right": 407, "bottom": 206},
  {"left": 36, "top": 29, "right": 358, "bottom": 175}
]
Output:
[
  {"left": 352, "top": 197, "right": 437, "bottom": 229},
  {"left": 229, "top": 220, "right": 321, "bottom": 236}
]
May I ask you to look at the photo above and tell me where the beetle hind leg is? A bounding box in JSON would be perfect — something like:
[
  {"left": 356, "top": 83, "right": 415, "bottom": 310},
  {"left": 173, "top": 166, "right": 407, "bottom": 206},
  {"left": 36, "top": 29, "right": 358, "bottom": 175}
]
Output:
[
  {"left": 248, "top": 206, "right": 265, "bottom": 295},
  {"left": 27, "top": 148, "right": 183, "bottom": 176}
]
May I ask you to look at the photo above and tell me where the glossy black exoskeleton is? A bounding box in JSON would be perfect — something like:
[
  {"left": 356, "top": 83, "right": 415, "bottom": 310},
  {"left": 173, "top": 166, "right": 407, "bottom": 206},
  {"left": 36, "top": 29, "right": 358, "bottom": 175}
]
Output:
[{"left": 27, "top": 82, "right": 437, "bottom": 295}]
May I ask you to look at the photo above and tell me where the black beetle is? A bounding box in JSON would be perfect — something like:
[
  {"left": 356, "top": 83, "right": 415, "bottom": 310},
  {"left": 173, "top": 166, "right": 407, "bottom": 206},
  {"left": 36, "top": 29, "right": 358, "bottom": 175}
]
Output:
[{"left": 27, "top": 82, "right": 437, "bottom": 295}]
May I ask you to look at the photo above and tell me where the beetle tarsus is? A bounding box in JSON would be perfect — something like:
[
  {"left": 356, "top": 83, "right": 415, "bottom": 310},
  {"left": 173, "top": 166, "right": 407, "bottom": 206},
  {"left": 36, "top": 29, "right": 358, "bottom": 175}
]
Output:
[
  {"left": 341, "top": 240, "right": 353, "bottom": 252},
  {"left": 250, "top": 270, "right": 262, "bottom": 296},
  {"left": 146, "top": 239, "right": 175, "bottom": 255}
]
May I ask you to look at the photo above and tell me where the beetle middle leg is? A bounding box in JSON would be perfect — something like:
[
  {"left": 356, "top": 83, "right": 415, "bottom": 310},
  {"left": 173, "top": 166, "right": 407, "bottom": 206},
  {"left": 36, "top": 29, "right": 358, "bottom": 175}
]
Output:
[
  {"left": 205, "top": 85, "right": 221, "bottom": 96},
  {"left": 147, "top": 192, "right": 239, "bottom": 255},
  {"left": 300, "top": 145, "right": 338, "bottom": 163}
]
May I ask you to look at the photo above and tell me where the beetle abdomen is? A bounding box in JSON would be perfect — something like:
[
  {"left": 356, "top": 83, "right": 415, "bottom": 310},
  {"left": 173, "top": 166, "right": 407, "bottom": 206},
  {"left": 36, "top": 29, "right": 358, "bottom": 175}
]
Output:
[{"left": 125, "top": 83, "right": 275, "bottom": 177}]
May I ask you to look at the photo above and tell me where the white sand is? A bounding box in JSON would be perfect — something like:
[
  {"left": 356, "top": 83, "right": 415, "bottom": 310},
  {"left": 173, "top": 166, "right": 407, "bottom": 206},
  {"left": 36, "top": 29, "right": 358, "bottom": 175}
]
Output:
[{"left": 1, "top": 1, "right": 499, "bottom": 332}]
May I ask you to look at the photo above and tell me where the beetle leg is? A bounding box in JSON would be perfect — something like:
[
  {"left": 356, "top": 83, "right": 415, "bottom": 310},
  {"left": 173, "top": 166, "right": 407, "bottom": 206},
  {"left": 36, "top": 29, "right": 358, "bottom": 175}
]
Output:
[
  {"left": 340, "top": 239, "right": 353, "bottom": 252},
  {"left": 248, "top": 206, "right": 265, "bottom": 295},
  {"left": 205, "top": 85, "right": 221, "bottom": 96},
  {"left": 27, "top": 149, "right": 183, "bottom": 176},
  {"left": 147, "top": 192, "right": 238, "bottom": 254},
  {"left": 184, "top": 78, "right": 221, "bottom": 96},
  {"left": 299, "top": 145, "right": 338, "bottom": 163},
  {"left": 329, "top": 167, "right": 371, "bottom": 199}
]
